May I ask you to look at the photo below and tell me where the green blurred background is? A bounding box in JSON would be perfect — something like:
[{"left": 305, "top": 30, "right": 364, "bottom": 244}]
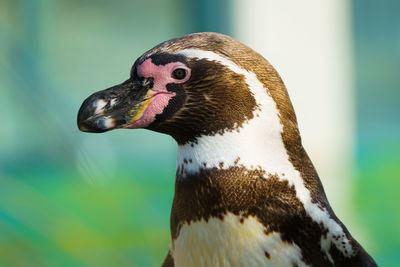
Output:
[{"left": 0, "top": 0, "right": 399, "bottom": 266}]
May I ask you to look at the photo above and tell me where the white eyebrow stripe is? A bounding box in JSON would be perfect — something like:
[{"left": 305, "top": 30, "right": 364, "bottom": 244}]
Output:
[{"left": 178, "top": 49, "right": 247, "bottom": 76}]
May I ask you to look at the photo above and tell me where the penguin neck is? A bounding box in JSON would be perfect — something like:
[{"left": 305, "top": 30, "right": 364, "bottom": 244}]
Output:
[
  {"left": 172, "top": 123, "right": 356, "bottom": 261},
  {"left": 174, "top": 116, "right": 331, "bottom": 222},
  {"left": 175, "top": 124, "right": 332, "bottom": 220}
]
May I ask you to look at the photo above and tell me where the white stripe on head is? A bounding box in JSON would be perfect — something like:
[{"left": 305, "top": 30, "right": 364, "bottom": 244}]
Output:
[{"left": 176, "top": 49, "right": 354, "bottom": 259}]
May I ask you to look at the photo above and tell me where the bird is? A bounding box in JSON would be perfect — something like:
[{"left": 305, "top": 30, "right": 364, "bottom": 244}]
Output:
[{"left": 77, "top": 32, "right": 377, "bottom": 267}]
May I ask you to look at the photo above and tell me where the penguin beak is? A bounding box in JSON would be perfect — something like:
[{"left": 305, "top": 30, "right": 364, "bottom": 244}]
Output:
[{"left": 77, "top": 78, "right": 152, "bottom": 133}]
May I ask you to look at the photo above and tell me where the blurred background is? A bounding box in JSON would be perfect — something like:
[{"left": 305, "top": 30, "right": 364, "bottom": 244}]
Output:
[{"left": 0, "top": 0, "right": 399, "bottom": 266}]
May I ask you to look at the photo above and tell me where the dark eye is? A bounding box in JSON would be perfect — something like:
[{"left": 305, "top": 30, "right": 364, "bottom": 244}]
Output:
[{"left": 172, "top": 68, "right": 187, "bottom": 80}]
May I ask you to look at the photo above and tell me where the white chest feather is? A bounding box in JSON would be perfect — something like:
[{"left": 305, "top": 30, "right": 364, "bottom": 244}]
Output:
[{"left": 171, "top": 213, "right": 309, "bottom": 267}]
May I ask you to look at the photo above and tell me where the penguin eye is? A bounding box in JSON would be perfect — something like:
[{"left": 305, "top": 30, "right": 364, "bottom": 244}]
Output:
[{"left": 172, "top": 68, "right": 187, "bottom": 80}]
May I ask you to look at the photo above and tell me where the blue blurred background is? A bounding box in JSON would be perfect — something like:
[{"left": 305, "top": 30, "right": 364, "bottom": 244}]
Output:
[{"left": 0, "top": 0, "right": 399, "bottom": 266}]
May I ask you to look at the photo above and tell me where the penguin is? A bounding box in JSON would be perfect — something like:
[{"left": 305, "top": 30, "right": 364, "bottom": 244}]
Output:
[{"left": 77, "top": 32, "right": 377, "bottom": 267}]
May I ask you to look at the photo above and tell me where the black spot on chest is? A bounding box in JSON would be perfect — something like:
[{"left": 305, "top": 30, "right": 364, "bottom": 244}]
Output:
[{"left": 264, "top": 250, "right": 270, "bottom": 259}]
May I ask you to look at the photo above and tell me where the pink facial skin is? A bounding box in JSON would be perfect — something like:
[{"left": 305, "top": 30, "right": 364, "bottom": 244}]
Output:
[{"left": 124, "top": 58, "right": 191, "bottom": 129}]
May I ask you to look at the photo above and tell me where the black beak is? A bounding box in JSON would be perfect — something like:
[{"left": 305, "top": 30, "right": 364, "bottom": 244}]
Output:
[{"left": 77, "top": 78, "right": 150, "bottom": 133}]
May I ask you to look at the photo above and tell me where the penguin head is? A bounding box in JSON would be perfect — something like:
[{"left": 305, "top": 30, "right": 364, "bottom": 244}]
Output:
[{"left": 78, "top": 32, "right": 299, "bottom": 145}]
